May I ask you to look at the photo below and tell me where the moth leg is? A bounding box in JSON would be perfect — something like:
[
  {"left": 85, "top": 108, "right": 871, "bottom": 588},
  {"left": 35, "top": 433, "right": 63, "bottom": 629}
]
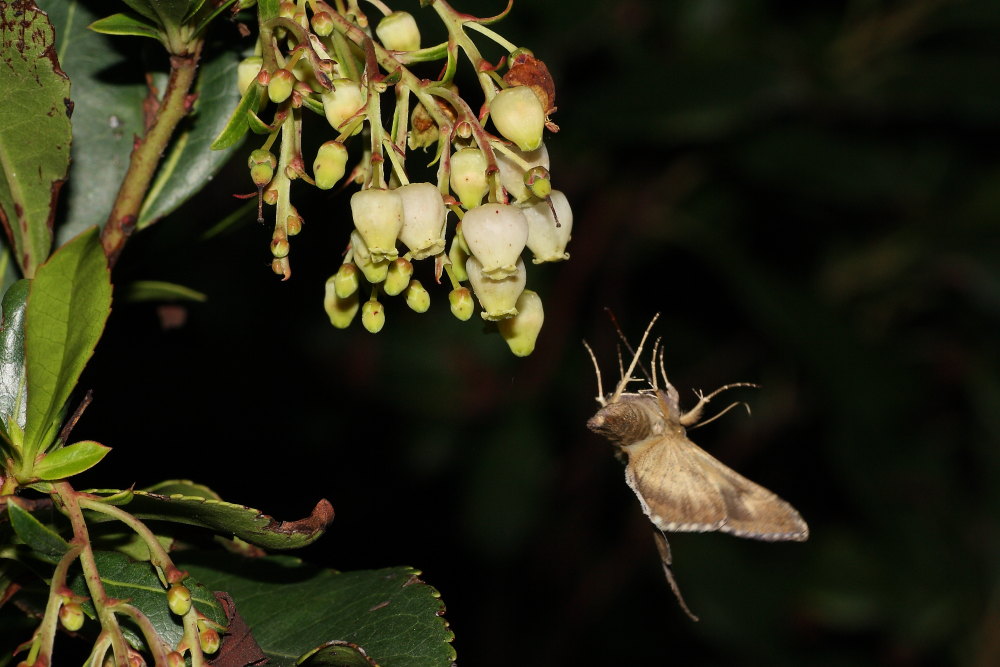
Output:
[
  {"left": 679, "top": 382, "right": 759, "bottom": 427},
  {"left": 654, "top": 531, "right": 699, "bottom": 622}
]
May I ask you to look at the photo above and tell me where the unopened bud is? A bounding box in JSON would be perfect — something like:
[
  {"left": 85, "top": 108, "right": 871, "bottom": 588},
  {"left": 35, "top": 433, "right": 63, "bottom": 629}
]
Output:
[
  {"left": 167, "top": 584, "right": 192, "bottom": 616},
  {"left": 405, "top": 280, "right": 430, "bottom": 313},
  {"left": 313, "top": 140, "right": 349, "bottom": 190},
  {"left": 59, "top": 602, "right": 84, "bottom": 632},
  {"left": 524, "top": 166, "right": 552, "bottom": 199},
  {"left": 271, "top": 236, "right": 290, "bottom": 258},
  {"left": 237, "top": 56, "right": 264, "bottom": 95},
  {"left": 250, "top": 162, "right": 273, "bottom": 188},
  {"left": 325, "top": 277, "right": 360, "bottom": 328},
  {"left": 286, "top": 212, "right": 303, "bottom": 236},
  {"left": 166, "top": 652, "right": 186, "bottom": 667},
  {"left": 268, "top": 68, "right": 295, "bottom": 104},
  {"left": 361, "top": 299, "right": 386, "bottom": 333},
  {"left": 312, "top": 11, "right": 334, "bottom": 36},
  {"left": 384, "top": 258, "right": 413, "bottom": 296},
  {"left": 249, "top": 149, "right": 277, "bottom": 168},
  {"left": 322, "top": 79, "right": 365, "bottom": 132},
  {"left": 334, "top": 263, "right": 359, "bottom": 298},
  {"left": 376, "top": 11, "right": 421, "bottom": 51},
  {"left": 449, "top": 287, "right": 475, "bottom": 321},
  {"left": 497, "top": 290, "right": 544, "bottom": 356},
  {"left": 200, "top": 628, "right": 221, "bottom": 655},
  {"left": 490, "top": 86, "right": 545, "bottom": 151},
  {"left": 449, "top": 148, "right": 489, "bottom": 209}
]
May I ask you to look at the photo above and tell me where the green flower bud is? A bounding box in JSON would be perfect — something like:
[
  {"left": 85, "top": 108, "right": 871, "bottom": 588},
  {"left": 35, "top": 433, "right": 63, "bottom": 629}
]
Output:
[
  {"left": 490, "top": 86, "right": 545, "bottom": 151},
  {"left": 466, "top": 255, "right": 526, "bottom": 321},
  {"left": 249, "top": 149, "right": 277, "bottom": 168},
  {"left": 461, "top": 203, "right": 529, "bottom": 278},
  {"left": 449, "top": 287, "right": 475, "bottom": 321},
  {"left": 313, "top": 141, "right": 349, "bottom": 190},
  {"left": 200, "top": 628, "right": 221, "bottom": 655},
  {"left": 351, "top": 189, "right": 403, "bottom": 262},
  {"left": 322, "top": 78, "right": 365, "bottom": 132},
  {"left": 523, "top": 190, "right": 572, "bottom": 263},
  {"left": 449, "top": 148, "right": 489, "bottom": 209},
  {"left": 271, "top": 236, "right": 290, "bottom": 258},
  {"left": 325, "top": 277, "right": 360, "bottom": 328},
  {"left": 497, "top": 145, "right": 549, "bottom": 202},
  {"left": 263, "top": 187, "right": 279, "bottom": 206},
  {"left": 250, "top": 162, "right": 274, "bottom": 188},
  {"left": 237, "top": 56, "right": 264, "bottom": 95},
  {"left": 167, "top": 584, "right": 192, "bottom": 616},
  {"left": 312, "top": 10, "right": 334, "bottom": 36},
  {"left": 498, "top": 290, "right": 544, "bottom": 356},
  {"left": 384, "top": 258, "right": 413, "bottom": 296},
  {"left": 166, "top": 651, "right": 186, "bottom": 667},
  {"left": 362, "top": 299, "right": 385, "bottom": 333},
  {"left": 350, "top": 230, "right": 390, "bottom": 283},
  {"left": 59, "top": 602, "right": 84, "bottom": 632},
  {"left": 448, "top": 234, "right": 469, "bottom": 282},
  {"left": 405, "top": 280, "right": 430, "bottom": 313},
  {"left": 376, "top": 11, "right": 421, "bottom": 51},
  {"left": 278, "top": 1, "right": 295, "bottom": 19},
  {"left": 268, "top": 68, "right": 295, "bottom": 104},
  {"left": 334, "top": 263, "right": 359, "bottom": 298},
  {"left": 286, "top": 212, "right": 303, "bottom": 236},
  {"left": 397, "top": 182, "right": 447, "bottom": 259}
]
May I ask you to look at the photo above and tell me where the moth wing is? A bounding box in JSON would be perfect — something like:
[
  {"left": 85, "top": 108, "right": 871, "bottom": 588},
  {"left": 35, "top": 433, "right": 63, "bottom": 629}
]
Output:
[
  {"left": 625, "top": 435, "right": 808, "bottom": 541},
  {"left": 684, "top": 439, "right": 809, "bottom": 541},
  {"left": 624, "top": 436, "right": 730, "bottom": 533}
]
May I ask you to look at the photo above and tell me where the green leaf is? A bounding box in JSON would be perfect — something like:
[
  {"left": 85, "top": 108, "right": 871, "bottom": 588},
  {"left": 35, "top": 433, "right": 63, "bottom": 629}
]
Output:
[
  {"left": 179, "top": 553, "right": 456, "bottom": 667},
  {"left": 137, "top": 46, "right": 243, "bottom": 227},
  {"left": 120, "top": 0, "right": 192, "bottom": 30},
  {"left": 258, "top": 0, "right": 280, "bottom": 21},
  {"left": 32, "top": 440, "right": 110, "bottom": 480},
  {"left": 6, "top": 497, "right": 71, "bottom": 562},
  {"left": 69, "top": 550, "right": 225, "bottom": 651},
  {"left": 210, "top": 81, "right": 263, "bottom": 150},
  {"left": 0, "top": 279, "right": 29, "bottom": 437},
  {"left": 85, "top": 489, "right": 334, "bottom": 550},
  {"left": 46, "top": 0, "right": 148, "bottom": 246},
  {"left": 121, "top": 280, "right": 207, "bottom": 303},
  {"left": 23, "top": 228, "right": 112, "bottom": 456},
  {"left": 88, "top": 12, "right": 163, "bottom": 41},
  {"left": 0, "top": 1, "right": 72, "bottom": 277},
  {"left": 141, "top": 479, "right": 222, "bottom": 499}
]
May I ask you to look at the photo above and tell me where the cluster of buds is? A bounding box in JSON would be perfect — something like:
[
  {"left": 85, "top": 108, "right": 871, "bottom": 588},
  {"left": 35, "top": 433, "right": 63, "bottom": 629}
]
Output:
[{"left": 220, "top": 0, "right": 572, "bottom": 356}]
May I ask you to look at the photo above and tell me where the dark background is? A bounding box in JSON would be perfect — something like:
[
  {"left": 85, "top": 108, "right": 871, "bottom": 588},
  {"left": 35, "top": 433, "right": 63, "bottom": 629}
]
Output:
[{"left": 71, "top": 0, "right": 1000, "bottom": 665}]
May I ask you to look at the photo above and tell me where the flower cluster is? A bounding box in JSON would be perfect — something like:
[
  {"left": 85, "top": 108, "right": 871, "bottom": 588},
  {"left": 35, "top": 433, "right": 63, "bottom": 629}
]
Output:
[{"left": 222, "top": 0, "right": 571, "bottom": 356}]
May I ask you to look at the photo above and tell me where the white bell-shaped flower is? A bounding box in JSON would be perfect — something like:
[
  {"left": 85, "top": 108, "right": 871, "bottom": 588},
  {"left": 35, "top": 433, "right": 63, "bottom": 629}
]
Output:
[
  {"left": 466, "top": 255, "right": 526, "bottom": 321},
  {"left": 397, "top": 182, "right": 447, "bottom": 260},
  {"left": 497, "top": 144, "right": 549, "bottom": 202},
  {"left": 376, "top": 11, "right": 420, "bottom": 51},
  {"left": 498, "top": 290, "right": 544, "bottom": 356},
  {"left": 351, "top": 188, "right": 403, "bottom": 262},
  {"left": 461, "top": 203, "right": 528, "bottom": 279},
  {"left": 490, "top": 86, "right": 545, "bottom": 152},
  {"left": 523, "top": 190, "right": 572, "bottom": 263}
]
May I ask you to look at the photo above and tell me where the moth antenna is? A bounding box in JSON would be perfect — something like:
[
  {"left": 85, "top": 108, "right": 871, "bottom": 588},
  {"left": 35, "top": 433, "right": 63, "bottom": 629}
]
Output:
[
  {"left": 605, "top": 308, "right": 657, "bottom": 387},
  {"left": 649, "top": 338, "right": 662, "bottom": 391},
  {"left": 616, "top": 344, "right": 625, "bottom": 383},
  {"left": 609, "top": 314, "right": 660, "bottom": 404},
  {"left": 688, "top": 400, "right": 751, "bottom": 430},
  {"left": 654, "top": 531, "right": 699, "bottom": 622},
  {"left": 680, "top": 382, "right": 759, "bottom": 427},
  {"left": 582, "top": 340, "right": 606, "bottom": 406},
  {"left": 657, "top": 344, "right": 673, "bottom": 391}
]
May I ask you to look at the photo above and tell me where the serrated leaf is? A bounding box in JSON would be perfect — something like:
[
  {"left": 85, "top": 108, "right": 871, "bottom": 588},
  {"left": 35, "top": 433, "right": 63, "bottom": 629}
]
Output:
[
  {"left": 137, "top": 45, "right": 243, "bottom": 227},
  {"left": 210, "top": 81, "right": 263, "bottom": 150},
  {"left": 179, "top": 553, "right": 456, "bottom": 667},
  {"left": 0, "top": 1, "right": 72, "bottom": 278},
  {"left": 46, "top": 0, "right": 148, "bottom": 245},
  {"left": 6, "top": 497, "right": 70, "bottom": 562},
  {"left": 121, "top": 280, "right": 207, "bottom": 303},
  {"left": 85, "top": 490, "right": 334, "bottom": 550},
  {"left": 69, "top": 550, "right": 225, "bottom": 651},
  {"left": 23, "top": 228, "right": 111, "bottom": 457},
  {"left": 88, "top": 12, "right": 163, "bottom": 41},
  {"left": 0, "top": 279, "right": 28, "bottom": 437},
  {"left": 32, "top": 440, "right": 110, "bottom": 480}
]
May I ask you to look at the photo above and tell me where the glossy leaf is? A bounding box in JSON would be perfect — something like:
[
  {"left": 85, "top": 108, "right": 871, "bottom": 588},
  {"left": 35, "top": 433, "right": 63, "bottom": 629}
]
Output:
[
  {"left": 88, "top": 12, "right": 163, "bottom": 41},
  {"left": 69, "top": 550, "right": 225, "bottom": 651},
  {"left": 6, "top": 497, "right": 71, "bottom": 563},
  {"left": 210, "top": 81, "right": 264, "bottom": 150},
  {"left": 120, "top": 0, "right": 191, "bottom": 30},
  {"left": 179, "top": 553, "right": 457, "bottom": 667},
  {"left": 32, "top": 440, "right": 110, "bottom": 480},
  {"left": 0, "top": 1, "right": 72, "bottom": 277},
  {"left": 0, "top": 279, "right": 28, "bottom": 438},
  {"left": 23, "top": 228, "right": 111, "bottom": 456},
  {"left": 84, "top": 489, "right": 334, "bottom": 550},
  {"left": 46, "top": 0, "right": 147, "bottom": 246},
  {"left": 122, "top": 280, "right": 207, "bottom": 303},
  {"left": 137, "top": 45, "right": 243, "bottom": 227}
]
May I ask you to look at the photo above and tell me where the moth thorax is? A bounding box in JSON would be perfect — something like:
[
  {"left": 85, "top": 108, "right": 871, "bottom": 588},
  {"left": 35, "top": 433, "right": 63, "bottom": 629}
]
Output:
[{"left": 587, "top": 394, "right": 667, "bottom": 445}]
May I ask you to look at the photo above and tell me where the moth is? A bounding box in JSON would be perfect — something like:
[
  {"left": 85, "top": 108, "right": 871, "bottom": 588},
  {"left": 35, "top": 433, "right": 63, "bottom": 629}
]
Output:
[{"left": 585, "top": 314, "right": 808, "bottom": 619}]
